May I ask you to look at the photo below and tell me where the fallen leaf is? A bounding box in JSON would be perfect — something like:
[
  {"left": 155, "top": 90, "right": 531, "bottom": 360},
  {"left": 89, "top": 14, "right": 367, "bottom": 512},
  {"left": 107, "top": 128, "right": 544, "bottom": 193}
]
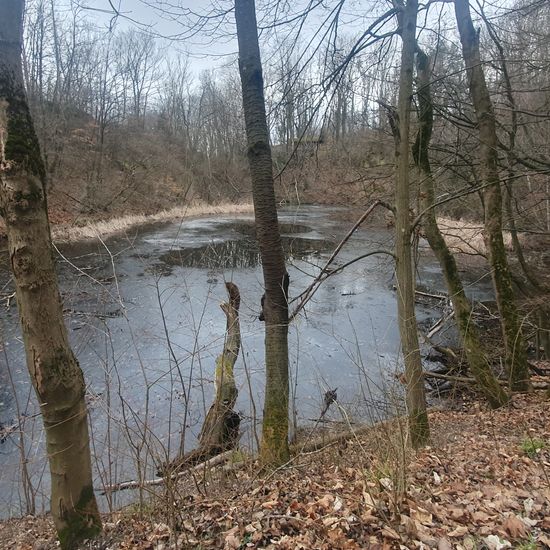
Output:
[
  {"left": 410, "top": 506, "right": 433, "bottom": 526},
  {"left": 400, "top": 514, "right": 417, "bottom": 538},
  {"left": 502, "top": 514, "right": 528, "bottom": 539},
  {"left": 448, "top": 526, "right": 468, "bottom": 538},
  {"left": 318, "top": 494, "right": 335, "bottom": 510},
  {"left": 379, "top": 477, "right": 393, "bottom": 491},
  {"left": 472, "top": 511, "right": 491, "bottom": 523},
  {"left": 381, "top": 526, "right": 400, "bottom": 541}
]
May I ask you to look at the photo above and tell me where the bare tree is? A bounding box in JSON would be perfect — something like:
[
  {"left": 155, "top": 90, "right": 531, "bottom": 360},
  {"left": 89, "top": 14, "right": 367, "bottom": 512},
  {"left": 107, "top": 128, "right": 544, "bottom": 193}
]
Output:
[
  {"left": 0, "top": 1, "right": 101, "bottom": 546},
  {"left": 454, "top": 0, "right": 531, "bottom": 392},
  {"left": 235, "top": 0, "right": 291, "bottom": 466},
  {"left": 393, "top": 0, "right": 429, "bottom": 447},
  {"left": 413, "top": 48, "right": 508, "bottom": 408}
]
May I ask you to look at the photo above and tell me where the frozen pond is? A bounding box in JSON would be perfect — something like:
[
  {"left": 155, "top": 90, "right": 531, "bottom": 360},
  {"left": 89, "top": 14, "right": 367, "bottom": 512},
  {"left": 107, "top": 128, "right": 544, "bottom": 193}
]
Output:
[{"left": 0, "top": 205, "right": 494, "bottom": 517}]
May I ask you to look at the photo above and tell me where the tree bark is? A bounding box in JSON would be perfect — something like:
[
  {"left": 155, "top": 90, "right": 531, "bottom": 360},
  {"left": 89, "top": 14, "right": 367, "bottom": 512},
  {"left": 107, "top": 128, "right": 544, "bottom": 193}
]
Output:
[
  {"left": 413, "top": 49, "right": 508, "bottom": 408},
  {"left": 454, "top": 0, "right": 531, "bottom": 392},
  {"left": 235, "top": 0, "right": 290, "bottom": 466},
  {"left": 160, "top": 283, "right": 242, "bottom": 474},
  {"left": 394, "top": 0, "right": 430, "bottom": 448},
  {"left": 0, "top": 1, "right": 101, "bottom": 547},
  {"left": 198, "top": 282, "right": 241, "bottom": 455}
]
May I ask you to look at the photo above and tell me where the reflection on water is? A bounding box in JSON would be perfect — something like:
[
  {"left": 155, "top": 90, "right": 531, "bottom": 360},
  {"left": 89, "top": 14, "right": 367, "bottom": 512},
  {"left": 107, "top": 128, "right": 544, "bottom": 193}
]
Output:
[{"left": 157, "top": 234, "right": 333, "bottom": 270}]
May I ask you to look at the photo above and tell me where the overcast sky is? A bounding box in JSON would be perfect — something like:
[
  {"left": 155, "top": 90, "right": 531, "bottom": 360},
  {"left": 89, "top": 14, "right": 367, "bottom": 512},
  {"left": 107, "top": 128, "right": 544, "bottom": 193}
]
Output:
[
  {"left": 67, "top": 0, "right": 484, "bottom": 82},
  {"left": 76, "top": 0, "right": 238, "bottom": 75},
  {"left": 73, "top": 0, "right": 396, "bottom": 77}
]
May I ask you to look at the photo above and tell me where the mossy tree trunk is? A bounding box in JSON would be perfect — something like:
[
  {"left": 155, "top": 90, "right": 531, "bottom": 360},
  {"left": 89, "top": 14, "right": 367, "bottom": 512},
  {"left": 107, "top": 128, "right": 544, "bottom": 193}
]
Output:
[
  {"left": 158, "top": 284, "right": 242, "bottom": 474},
  {"left": 394, "top": 0, "right": 430, "bottom": 448},
  {"left": 0, "top": 1, "right": 101, "bottom": 547},
  {"left": 413, "top": 49, "right": 509, "bottom": 408},
  {"left": 198, "top": 282, "right": 241, "bottom": 456},
  {"left": 454, "top": 0, "right": 531, "bottom": 392},
  {"left": 235, "top": 0, "right": 290, "bottom": 467}
]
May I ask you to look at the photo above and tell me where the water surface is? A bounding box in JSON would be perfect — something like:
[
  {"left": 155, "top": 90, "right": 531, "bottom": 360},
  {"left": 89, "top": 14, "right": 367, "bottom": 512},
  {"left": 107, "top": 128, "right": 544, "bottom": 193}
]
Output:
[{"left": 0, "top": 205, "right": 493, "bottom": 517}]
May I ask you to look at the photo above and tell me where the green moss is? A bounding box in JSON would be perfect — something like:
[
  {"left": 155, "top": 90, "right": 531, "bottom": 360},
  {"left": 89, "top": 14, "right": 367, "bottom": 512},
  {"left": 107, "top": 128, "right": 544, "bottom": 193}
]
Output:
[
  {"left": 0, "top": 71, "right": 46, "bottom": 181},
  {"left": 57, "top": 485, "right": 101, "bottom": 549}
]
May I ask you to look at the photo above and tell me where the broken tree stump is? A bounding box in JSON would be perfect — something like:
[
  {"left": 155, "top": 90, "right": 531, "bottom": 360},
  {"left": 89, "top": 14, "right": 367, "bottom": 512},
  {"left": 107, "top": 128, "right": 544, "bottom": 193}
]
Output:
[{"left": 159, "top": 282, "right": 242, "bottom": 475}]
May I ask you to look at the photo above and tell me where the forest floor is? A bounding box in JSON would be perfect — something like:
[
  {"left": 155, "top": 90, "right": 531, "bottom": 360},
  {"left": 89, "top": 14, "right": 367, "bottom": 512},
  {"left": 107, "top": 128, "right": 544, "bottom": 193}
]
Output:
[{"left": 2, "top": 385, "right": 549, "bottom": 550}]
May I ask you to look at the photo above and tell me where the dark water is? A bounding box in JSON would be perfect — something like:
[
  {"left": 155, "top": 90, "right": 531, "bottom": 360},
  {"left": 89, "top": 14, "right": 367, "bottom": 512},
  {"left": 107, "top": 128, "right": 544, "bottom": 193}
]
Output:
[{"left": 0, "top": 205, "right": 494, "bottom": 517}]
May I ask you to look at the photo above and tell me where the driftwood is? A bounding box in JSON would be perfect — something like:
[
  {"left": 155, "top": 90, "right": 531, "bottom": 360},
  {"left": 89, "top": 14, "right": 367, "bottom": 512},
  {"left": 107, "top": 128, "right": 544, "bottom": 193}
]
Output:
[{"left": 159, "top": 282, "right": 242, "bottom": 475}]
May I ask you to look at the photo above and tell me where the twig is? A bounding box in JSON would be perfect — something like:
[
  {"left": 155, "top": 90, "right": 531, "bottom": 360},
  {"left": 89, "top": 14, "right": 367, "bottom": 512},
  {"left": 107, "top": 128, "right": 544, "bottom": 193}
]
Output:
[
  {"left": 3, "top": 291, "right": 15, "bottom": 309},
  {"left": 290, "top": 201, "right": 385, "bottom": 320}
]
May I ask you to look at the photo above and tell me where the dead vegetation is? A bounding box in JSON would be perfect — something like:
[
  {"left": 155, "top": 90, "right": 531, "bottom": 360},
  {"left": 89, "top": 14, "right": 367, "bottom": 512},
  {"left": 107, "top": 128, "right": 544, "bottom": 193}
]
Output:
[{"left": 2, "top": 389, "right": 548, "bottom": 549}]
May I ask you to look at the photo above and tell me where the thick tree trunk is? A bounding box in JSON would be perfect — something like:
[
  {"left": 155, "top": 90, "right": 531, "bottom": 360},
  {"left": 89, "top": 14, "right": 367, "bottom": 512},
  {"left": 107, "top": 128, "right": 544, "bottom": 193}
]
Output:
[
  {"left": 0, "top": 2, "right": 101, "bottom": 547},
  {"left": 235, "top": 0, "right": 290, "bottom": 466},
  {"left": 394, "top": 0, "right": 430, "bottom": 448},
  {"left": 413, "top": 50, "right": 508, "bottom": 408},
  {"left": 454, "top": 0, "right": 531, "bottom": 392}
]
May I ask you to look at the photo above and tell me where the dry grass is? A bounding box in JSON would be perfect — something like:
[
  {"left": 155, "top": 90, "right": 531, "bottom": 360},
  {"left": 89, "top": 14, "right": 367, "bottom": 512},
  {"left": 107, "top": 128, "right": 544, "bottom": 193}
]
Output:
[
  {"left": 50, "top": 202, "right": 254, "bottom": 243},
  {"left": 437, "top": 216, "right": 512, "bottom": 256}
]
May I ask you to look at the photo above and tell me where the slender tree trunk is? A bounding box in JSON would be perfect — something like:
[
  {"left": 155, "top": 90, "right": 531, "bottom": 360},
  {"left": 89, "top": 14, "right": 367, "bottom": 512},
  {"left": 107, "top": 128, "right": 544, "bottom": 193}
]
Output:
[
  {"left": 454, "top": 0, "right": 531, "bottom": 392},
  {"left": 413, "top": 49, "right": 508, "bottom": 408},
  {"left": 394, "top": 0, "right": 429, "bottom": 448},
  {"left": 0, "top": 2, "right": 101, "bottom": 547},
  {"left": 235, "top": 0, "right": 290, "bottom": 466}
]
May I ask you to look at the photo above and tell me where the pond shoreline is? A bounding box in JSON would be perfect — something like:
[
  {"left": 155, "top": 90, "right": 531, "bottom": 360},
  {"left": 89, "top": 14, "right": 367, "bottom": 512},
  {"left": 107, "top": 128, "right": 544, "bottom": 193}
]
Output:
[{"left": 0, "top": 202, "right": 255, "bottom": 246}]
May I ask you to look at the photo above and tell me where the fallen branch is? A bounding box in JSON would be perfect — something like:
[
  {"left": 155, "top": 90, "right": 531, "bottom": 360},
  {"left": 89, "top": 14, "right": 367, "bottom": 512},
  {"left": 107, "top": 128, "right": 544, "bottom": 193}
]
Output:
[
  {"left": 427, "top": 312, "right": 454, "bottom": 339},
  {"left": 423, "top": 371, "right": 479, "bottom": 384},
  {"left": 423, "top": 371, "right": 549, "bottom": 390},
  {"left": 392, "top": 285, "right": 447, "bottom": 301},
  {"left": 2, "top": 291, "right": 15, "bottom": 309},
  {"left": 102, "top": 450, "right": 234, "bottom": 494}
]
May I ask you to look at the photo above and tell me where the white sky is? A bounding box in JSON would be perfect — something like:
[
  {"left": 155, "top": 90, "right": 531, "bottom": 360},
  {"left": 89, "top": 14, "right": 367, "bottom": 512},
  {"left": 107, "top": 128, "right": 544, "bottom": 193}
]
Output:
[{"left": 77, "top": 0, "right": 238, "bottom": 75}]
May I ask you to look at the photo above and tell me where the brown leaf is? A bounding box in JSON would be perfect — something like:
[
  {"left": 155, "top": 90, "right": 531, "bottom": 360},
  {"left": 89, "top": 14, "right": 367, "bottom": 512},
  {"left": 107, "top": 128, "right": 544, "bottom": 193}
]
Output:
[
  {"left": 400, "top": 514, "right": 418, "bottom": 538},
  {"left": 381, "top": 526, "right": 401, "bottom": 541},
  {"left": 317, "top": 493, "right": 334, "bottom": 510},
  {"left": 472, "top": 511, "right": 491, "bottom": 523},
  {"left": 437, "top": 538, "right": 453, "bottom": 550},
  {"left": 502, "top": 514, "right": 528, "bottom": 539},
  {"left": 410, "top": 506, "right": 433, "bottom": 526},
  {"left": 448, "top": 525, "right": 468, "bottom": 537}
]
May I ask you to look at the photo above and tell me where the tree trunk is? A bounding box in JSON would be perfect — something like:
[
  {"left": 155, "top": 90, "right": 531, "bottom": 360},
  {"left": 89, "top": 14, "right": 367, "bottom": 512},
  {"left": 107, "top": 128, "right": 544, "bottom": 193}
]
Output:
[
  {"left": 394, "top": 0, "right": 430, "bottom": 448},
  {"left": 413, "top": 49, "right": 508, "bottom": 408},
  {"left": 235, "top": 0, "right": 290, "bottom": 466},
  {"left": 0, "top": 2, "right": 101, "bottom": 547},
  {"left": 198, "top": 282, "right": 241, "bottom": 455},
  {"left": 454, "top": 0, "right": 531, "bottom": 392},
  {"left": 160, "top": 283, "right": 242, "bottom": 474}
]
